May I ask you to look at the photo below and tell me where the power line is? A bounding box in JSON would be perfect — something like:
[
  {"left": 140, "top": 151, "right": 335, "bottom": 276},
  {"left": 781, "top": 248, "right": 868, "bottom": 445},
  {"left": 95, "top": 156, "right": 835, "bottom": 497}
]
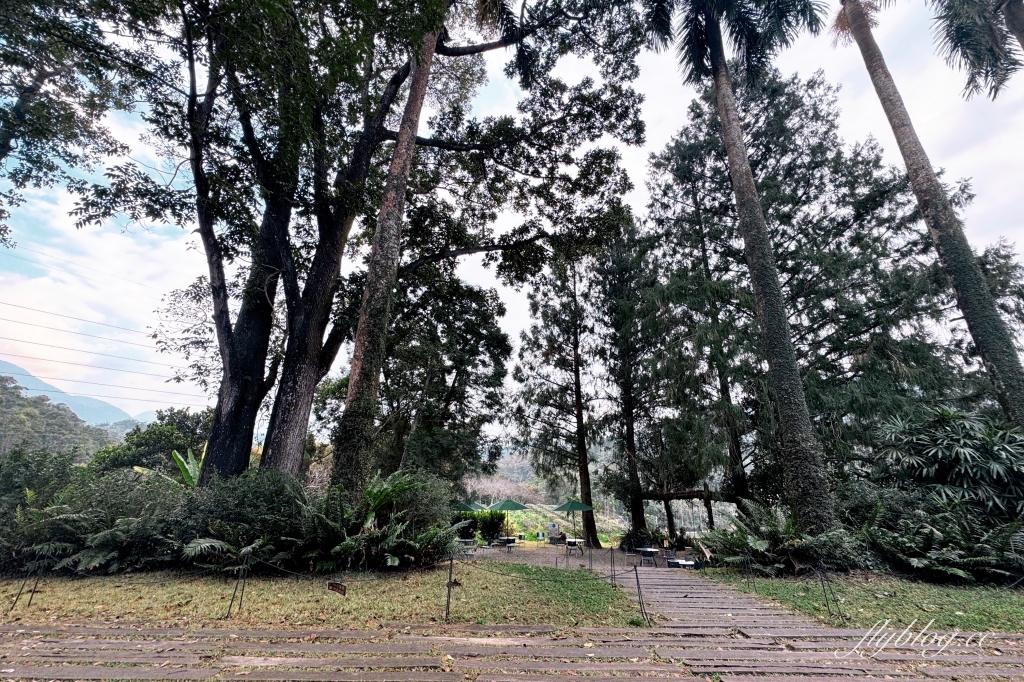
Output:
[
  {"left": 0, "top": 251, "right": 164, "bottom": 302},
  {"left": 0, "top": 316, "right": 155, "bottom": 349},
  {"left": 0, "top": 335, "right": 185, "bottom": 368},
  {"left": 0, "top": 351, "right": 174, "bottom": 379},
  {"left": 0, "top": 301, "right": 150, "bottom": 336},
  {"left": 0, "top": 370, "right": 206, "bottom": 398},
  {"left": 10, "top": 245, "right": 163, "bottom": 290},
  {"left": 17, "top": 385, "right": 207, "bottom": 405}
]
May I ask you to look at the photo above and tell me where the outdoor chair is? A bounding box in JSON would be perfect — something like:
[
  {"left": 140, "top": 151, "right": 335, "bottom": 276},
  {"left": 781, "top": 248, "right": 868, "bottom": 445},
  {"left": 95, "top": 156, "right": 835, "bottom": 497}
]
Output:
[
  {"left": 663, "top": 540, "right": 677, "bottom": 559},
  {"left": 505, "top": 537, "right": 516, "bottom": 553},
  {"left": 639, "top": 548, "right": 658, "bottom": 567},
  {"left": 624, "top": 546, "right": 637, "bottom": 565}
]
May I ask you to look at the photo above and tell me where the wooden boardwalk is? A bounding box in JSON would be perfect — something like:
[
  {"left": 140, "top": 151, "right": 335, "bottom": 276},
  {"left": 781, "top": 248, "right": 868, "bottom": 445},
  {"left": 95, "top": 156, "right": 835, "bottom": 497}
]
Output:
[
  {"left": 0, "top": 568, "right": 1021, "bottom": 680},
  {"left": 615, "top": 566, "right": 1024, "bottom": 680}
]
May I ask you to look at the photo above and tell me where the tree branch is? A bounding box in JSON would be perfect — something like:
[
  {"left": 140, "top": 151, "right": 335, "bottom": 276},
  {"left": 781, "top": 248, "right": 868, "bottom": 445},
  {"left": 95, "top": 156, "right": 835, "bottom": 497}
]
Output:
[{"left": 400, "top": 232, "right": 549, "bottom": 275}]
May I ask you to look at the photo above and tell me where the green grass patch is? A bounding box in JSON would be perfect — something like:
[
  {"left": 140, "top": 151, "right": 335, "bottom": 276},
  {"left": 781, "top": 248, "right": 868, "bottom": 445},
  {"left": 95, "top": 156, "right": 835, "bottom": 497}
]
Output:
[
  {"left": 710, "top": 569, "right": 1024, "bottom": 633},
  {"left": 0, "top": 563, "right": 636, "bottom": 630}
]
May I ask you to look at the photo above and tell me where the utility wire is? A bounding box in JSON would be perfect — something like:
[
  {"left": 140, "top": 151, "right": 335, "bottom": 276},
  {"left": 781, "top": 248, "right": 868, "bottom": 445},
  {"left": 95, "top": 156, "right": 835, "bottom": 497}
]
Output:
[
  {"left": 0, "top": 370, "right": 206, "bottom": 398},
  {"left": 0, "top": 316, "right": 155, "bottom": 349},
  {"left": 0, "top": 301, "right": 150, "bottom": 335},
  {"left": 0, "top": 251, "right": 164, "bottom": 302},
  {"left": 0, "top": 351, "right": 174, "bottom": 378},
  {"left": 16, "top": 386, "right": 208, "bottom": 407},
  {"left": 0, "top": 335, "right": 185, "bottom": 368},
  {"left": 10, "top": 245, "right": 163, "bottom": 291}
]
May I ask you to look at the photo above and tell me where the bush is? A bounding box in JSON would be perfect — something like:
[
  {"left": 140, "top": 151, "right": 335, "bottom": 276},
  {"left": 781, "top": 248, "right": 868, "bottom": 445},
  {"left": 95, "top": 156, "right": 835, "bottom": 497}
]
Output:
[
  {"left": 0, "top": 448, "right": 461, "bottom": 576},
  {"left": 618, "top": 527, "right": 668, "bottom": 551},
  {"left": 0, "top": 447, "right": 75, "bottom": 516},
  {"left": 477, "top": 510, "right": 505, "bottom": 540},
  {"left": 89, "top": 408, "right": 212, "bottom": 477},
  {"left": 453, "top": 512, "right": 479, "bottom": 539},
  {"left": 877, "top": 407, "right": 1024, "bottom": 518},
  {"left": 702, "top": 501, "right": 865, "bottom": 574},
  {"left": 860, "top": 498, "right": 1024, "bottom": 583}
]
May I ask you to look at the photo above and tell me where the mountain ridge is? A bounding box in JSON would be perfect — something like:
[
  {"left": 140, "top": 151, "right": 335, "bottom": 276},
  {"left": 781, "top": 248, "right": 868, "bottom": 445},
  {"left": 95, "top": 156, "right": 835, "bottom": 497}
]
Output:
[{"left": 0, "top": 359, "right": 134, "bottom": 424}]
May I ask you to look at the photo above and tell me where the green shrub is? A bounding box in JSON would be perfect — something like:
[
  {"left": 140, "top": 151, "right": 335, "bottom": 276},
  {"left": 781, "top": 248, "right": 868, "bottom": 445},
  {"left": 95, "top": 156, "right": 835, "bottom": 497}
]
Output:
[
  {"left": 453, "top": 512, "right": 479, "bottom": 539},
  {"left": 618, "top": 527, "right": 667, "bottom": 551},
  {"left": 0, "top": 447, "right": 75, "bottom": 515},
  {"left": 702, "top": 501, "right": 865, "bottom": 574},
  {"left": 878, "top": 407, "right": 1024, "bottom": 518}
]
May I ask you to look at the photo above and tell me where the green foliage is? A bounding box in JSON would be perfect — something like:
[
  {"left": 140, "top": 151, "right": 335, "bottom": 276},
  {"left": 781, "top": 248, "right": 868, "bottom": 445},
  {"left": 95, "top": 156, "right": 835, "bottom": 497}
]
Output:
[
  {"left": 0, "top": 455, "right": 461, "bottom": 576},
  {"left": 702, "top": 501, "right": 864, "bottom": 574},
  {"left": 878, "top": 407, "right": 1024, "bottom": 517},
  {"left": 286, "top": 471, "right": 460, "bottom": 572},
  {"left": 171, "top": 448, "right": 203, "bottom": 488},
  {"left": 90, "top": 408, "right": 212, "bottom": 477},
  {"left": 861, "top": 502, "right": 1022, "bottom": 582},
  {"left": 0, "top": 447, "right": 74, "bottom": 516},
  {"left": 618, "top": 527, "right": 668, "bottom": 551},
  {"left": 0, "top": 377, "right": 112, "bottom": 459}
]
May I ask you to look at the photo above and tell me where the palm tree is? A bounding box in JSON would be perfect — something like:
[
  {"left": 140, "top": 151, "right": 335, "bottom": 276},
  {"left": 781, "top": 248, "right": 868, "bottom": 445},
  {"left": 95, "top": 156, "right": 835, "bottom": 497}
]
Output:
[
  {"left": 643, "top": 0, "right": 836, "bottom": 533},
  {"left": 927, "top": 0, "right": 1022, "bottom": 97},
  {"left": 835, "top": 0, "right": 1024, "bottom": 427}
]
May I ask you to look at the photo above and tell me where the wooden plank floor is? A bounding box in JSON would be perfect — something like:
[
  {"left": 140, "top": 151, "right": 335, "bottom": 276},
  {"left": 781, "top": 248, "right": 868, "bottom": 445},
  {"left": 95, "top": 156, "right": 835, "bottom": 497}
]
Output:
[{"left": 0, "top": 567, "right": 1020, "bottom": 680}]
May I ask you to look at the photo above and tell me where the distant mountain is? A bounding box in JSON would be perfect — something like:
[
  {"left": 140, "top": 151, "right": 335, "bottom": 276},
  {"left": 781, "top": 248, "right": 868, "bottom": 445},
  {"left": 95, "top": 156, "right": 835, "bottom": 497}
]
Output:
[
  {"left": 133, "top": 410, "right": 158, "bottom": 423},
  {"left": 0, "top": 375, "right": 114, "bottom": 458},
  {"left": 0, "top": 360, "right": 133, "bottom": 424}
]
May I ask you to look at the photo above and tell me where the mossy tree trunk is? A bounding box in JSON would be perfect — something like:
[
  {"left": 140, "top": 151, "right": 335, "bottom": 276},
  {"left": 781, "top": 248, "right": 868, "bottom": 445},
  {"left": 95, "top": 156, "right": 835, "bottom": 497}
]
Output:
[
  {"left": 706, "top": 13, "right": 835, "bottom": 533},
  {"left": 844, "top": 0, "right": 1024, "bottom": 426}
]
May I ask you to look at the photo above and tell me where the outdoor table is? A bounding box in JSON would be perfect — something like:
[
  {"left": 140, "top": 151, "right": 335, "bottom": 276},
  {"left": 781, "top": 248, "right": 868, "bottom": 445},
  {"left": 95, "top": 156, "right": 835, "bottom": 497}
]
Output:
[
  {"left": 498, "top": 536, "right": 517, "bottom": 553},
  {"left": 565, "top": 538, "right": 585, "bottom": 556},
  {"left": 666, "top": 557, "right": 695, "bottom": 568},
  {"left": 637, "top": 547, "right": 659, "bottom": 567}
]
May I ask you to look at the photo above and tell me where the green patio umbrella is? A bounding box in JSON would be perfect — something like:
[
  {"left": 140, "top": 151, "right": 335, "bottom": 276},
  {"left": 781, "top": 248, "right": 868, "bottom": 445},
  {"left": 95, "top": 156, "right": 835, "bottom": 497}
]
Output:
[
  {"left": 470, "top": 502, "right": 488, "bottom": 511},
  {"left": 552, "top": 500, "right": 593, "bottom": 540},
  {"left": 453, "top": 502, "right": 478, "bottom": 512},
  {"left": 489, "top": 499, "right": 528, "bottom": 537}
]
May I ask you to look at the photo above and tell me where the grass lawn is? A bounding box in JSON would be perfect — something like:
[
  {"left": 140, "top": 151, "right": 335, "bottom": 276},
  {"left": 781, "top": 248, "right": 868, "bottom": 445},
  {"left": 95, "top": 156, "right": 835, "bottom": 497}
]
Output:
[
  {"left": 0, "top": 562, "right": 637, "bottom": 630},
  {"left": 711, "top": 569, "right": 1024, "bottom": 634}
]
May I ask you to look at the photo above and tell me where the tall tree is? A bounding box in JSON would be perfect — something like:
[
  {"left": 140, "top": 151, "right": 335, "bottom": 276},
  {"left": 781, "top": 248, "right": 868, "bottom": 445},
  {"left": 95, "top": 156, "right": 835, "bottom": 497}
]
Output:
[
  {"left": 647, "top": 67, "right": 1021, "bottom": 501},
  {"left": 329, "top": 0, "right": 647, "bottom": 486},
  {"left": 643, "top": 0, "right": 835, "bottom": 532},
  {"left": 330, "top": 29, "right": 440, "bottom": 485},
  {"left": 318, "top": 266, "right": 511, "bottom": 492},
  {"left": 591, "top": 225, "right": 661, "bottom": 531},
  {"left": 836, "top": 0, "right": 1024, "bottom": 427},
  {"left": 74, "top": 0, "right": 424, "bottom": 481},
  {"left": 513, "top": 258, "right": 603, "bottom": 548}
]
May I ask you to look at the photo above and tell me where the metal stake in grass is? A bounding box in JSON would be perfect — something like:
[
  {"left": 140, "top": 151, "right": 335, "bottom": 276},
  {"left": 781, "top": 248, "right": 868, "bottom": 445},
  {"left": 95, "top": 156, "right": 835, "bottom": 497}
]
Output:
[
  {"left": 224, "top": 555, "right": 251, "bottom": 619},
  {"left": 633, "top": 566, "right": 650, "bottom": 626},
  {"left": 445, "top": 557, "right": 454, "bottom": 622}
]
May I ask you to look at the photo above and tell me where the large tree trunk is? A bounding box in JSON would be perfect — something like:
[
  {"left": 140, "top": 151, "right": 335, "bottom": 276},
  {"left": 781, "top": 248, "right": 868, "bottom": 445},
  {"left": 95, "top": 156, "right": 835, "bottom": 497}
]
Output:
[
  {"left": 706, "top": 15, "right": 835, "bottom": 534},
  {"left": 571, "top": 299, "right": 602, "bottom": 550},
  {"left": 663, "top": 499, "right": 676, "bottom": 538},
  {"left": 1005, "top": 0, "right": 1024, "bottom": 51},
  {"left": 331, "top": 33, "right": 437, "bottom": 488},
  {"left": 199, "top": 201, "right": 288, "bottom": 482},
  {"left": 620, "top": 361, "right": 648, "bottom": 532},
  {"left": 258, "top": 63, "right": 413, "bottom": 474},
  {"left": 844, "top": 0, "right": 1024, "bottom": 426}
]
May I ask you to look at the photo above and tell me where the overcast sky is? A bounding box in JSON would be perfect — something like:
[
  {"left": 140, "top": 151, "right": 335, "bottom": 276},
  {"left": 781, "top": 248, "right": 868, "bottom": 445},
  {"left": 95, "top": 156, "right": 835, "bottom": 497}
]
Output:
[{"left": 1, "top": 0, "right": 1021, "bottom": 418}]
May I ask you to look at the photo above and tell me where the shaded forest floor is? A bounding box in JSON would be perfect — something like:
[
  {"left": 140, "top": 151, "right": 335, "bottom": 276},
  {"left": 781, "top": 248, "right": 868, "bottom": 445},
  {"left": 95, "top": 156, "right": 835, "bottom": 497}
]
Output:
[{"left": 710, "top": 568, "right": 1024, "bottom": 633}]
